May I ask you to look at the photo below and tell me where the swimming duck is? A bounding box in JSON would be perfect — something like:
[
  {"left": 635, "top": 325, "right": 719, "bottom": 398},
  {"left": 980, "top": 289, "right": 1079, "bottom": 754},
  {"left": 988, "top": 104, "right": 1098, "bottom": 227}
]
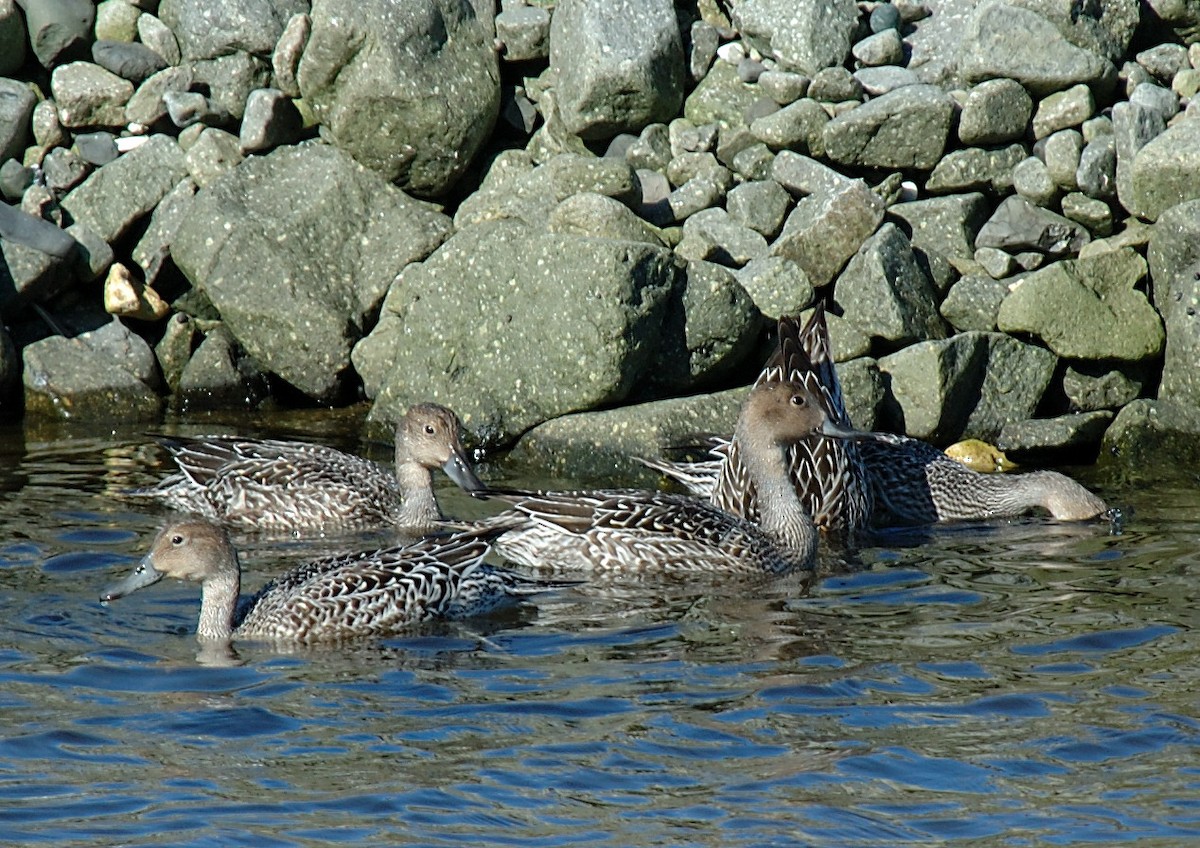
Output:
[
  {"left": 477, "top": 379, "right": 868, "bottom": 575},
  {"left": 100, "top": 517, "right": 577, "bottom": 643},
  {"left": 128, "top": 403, "right": 485, "bottom": 536},
  {"left": 642, "top": 306, "right": 873, "bottom": 536}
]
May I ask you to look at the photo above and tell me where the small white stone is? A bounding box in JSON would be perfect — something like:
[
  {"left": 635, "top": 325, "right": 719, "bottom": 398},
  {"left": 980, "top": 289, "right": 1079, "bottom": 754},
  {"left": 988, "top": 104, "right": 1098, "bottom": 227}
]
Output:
[{"left": 716, "top": 42, "right": 745, "bottom": 65}]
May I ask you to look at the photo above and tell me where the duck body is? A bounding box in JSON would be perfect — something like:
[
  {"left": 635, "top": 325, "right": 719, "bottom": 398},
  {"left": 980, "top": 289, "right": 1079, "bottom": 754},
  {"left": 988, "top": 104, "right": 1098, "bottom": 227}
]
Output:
[
  {"left": 101, "top": 518, "right": 574, "bottom": 643},
  {"left": 128, "top": 403, "right": 484, "bottom": 536}
]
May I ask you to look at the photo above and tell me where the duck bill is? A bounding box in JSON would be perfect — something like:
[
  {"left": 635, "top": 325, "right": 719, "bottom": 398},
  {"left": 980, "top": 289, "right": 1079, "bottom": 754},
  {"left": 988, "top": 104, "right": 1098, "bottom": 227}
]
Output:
[
  {"left": 442, "top": 448, "right": 487, "bottom": 493},
  {"left": 819, "top": 420, "right": 878, "bottom": 442},
  {"left": 99, "top": 555, "right": 165, "bottom": 603}
]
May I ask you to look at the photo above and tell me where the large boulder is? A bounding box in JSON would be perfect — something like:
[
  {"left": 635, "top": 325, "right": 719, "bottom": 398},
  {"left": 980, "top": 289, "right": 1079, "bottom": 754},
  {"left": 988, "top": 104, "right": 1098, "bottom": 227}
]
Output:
[
  {"left": 297, "top": 0, "right": 499, "bottom": 197},
  {"left": 732, "top": 0, "right": 859, "bottom": 76},
  {"left": 171, "top": 143, "right": 453, "bottom": 404},
  {"left": 823, "top": 85, "right": 956, "bottom": 170},
  {"left": 158, "top": 0, "right": 307, "bottom": 61},
  {"left": 1129, "top": 120, "right": 1200, "bottom": 222},
  {"left": 1148, "top": 201, "right": 1200, "bottom": 412},
  {"left": 352, "top": 219, "right": 679, "bottom": 447},
  {"left": 550, "top": 0, "right": 684, "bottom": 140}
]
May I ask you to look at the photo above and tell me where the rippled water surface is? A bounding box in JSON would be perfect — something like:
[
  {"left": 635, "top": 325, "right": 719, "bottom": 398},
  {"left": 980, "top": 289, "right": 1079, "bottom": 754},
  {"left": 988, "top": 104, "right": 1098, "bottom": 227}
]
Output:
[{"left": 1, "top": 416, "right": 1197, "bottom": 846}]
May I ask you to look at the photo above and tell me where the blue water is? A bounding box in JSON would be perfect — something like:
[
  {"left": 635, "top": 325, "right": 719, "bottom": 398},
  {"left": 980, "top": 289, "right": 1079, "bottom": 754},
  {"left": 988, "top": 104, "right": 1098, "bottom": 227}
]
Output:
[{"left": 0, "top": 420, "right": 1197, "bottom": 846}]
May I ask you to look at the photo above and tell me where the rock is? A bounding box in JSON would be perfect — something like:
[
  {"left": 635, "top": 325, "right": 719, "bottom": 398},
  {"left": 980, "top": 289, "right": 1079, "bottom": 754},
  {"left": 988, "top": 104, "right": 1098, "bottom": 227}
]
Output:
[
  {"left": 190, "top": 51, "right": 271, "bottom": 121},
  {"left": 854, "top": 66, "right": 923, "bottom": 96},
  {"left": 958, "top": 2, "right": 1116, "bottom": 97},
  {"left": 757, "top": 69, "right": 810, "bottom": 104},
  {"left": 677, "top": 207, "right": 769, "bottom": 267},
  {"left": 730, "top": 143, "right": 775, "bottom": 181},
  {"left": 1061, "top": 192, "right": 1113, "bottom": 237},
  {"left": 1148, "top": 200, "right": 1200, "bottom": 412},
  {"left": 1111, "top": 100, "right": 1165, "bottom": 216},
  {"left": 1136, "top": 43, "right": 1189, "bottom": 81},
  {"left": 1012, "top": 156, "right": 1058, "bottom": 207},
  {"left": 835, "top": 222, "right": 949, "bottom": 345},
  {"left": 183, "top": 128, "right": 243, "bottom": 187},
  {"left": 965, "top": 332, "right": 1058, "bottom": 441},
  {"left": 102, "top": 262, "right": 169, "bottom": 320},
  {"left": 958, "top": 77, "right": 1032, "bottom": 145},
  {"left": 1062, "top": 361, "right": 1148, "bottom": 411},
  {"left": 684, "top": 60, "right": 761, "bottom": 128},
  {"left": 41, "top": 147, "right": 88, "bottom": 193},
  {"left": 0, "top": 158, "right": 32, "bottom": 200},
  {"left": 0, "top": 0, "right": 26, "bottom": 76},
  {"left": 171, "top": 143, "right": 452, "bottom": 404},
  {"left": 998, "top": 411, "right": 1114, "bottom": 461},
  {"left": 91, "top": 39, "right": 168, "bottom": 83},
  {"left": 0, "top": 214, "right": 75, "bottom": 311},
  {"left": 940, "top": 273, "right": 1011, "bottom": 331},
  {"left": 688, "top": 20, "right": 719, "bottom": 83},
  {"left": 50, "top": 61, "right": 136, "bottom": 128},
  {"left": 770, "top": 149, "right": 852, "bottom": 197},
  {"left": 808, "top": 67, "right": 863, "bottom": 103},
  {"left": 61, "top": 134, "right": 189, "bottom": 243},
  {"left": 155, "top": 312, "right": 200, "bottom": 391},
  {"left": 352, "top": 219, "right": 679, "bottom": 447},
  {"left": 647, "top": 259, "right": 761, "bottom": 392},
  {"left": 1101, "top": 399, "right": 1200, "bottom": 472},
  {"left": 749, "top": 97, "right": 828, "bottom": 154},
  {"left": 177, "top": 323, "right": 269, "bottom": 411},
  {"left": 727, "top": 179, "right": 791, "bottom": 238},
  {"left": 733, "top": 256, "right": 815, "bottom": 318},
  {"left": 625, "top": 123, "right": 671, "bottom": 172},
  {"left": 1128, "top": 81, "right": 1178, "bottom": 123},
  {"left": 0, "top": 78, "right": 36, "bottom": 163},
  {"left": 138, "top": 13, "right": 181, "bottom": 67},
  {"left": 509, "top": 387, "right": 748, "bottom": 481},
  {"left": 1043, "top": 129, "right": 1083, "bottom": 191},
  {"left": 732, "top": 0, "right": 859, "bottom": 76},
  {"left": 887, "top": 191, "right": 991, "bottom": 293},
  {"left": 1031, "top": 83, "right": 1094, "bottom": 139},
  {"left": 65, "top": 222, "right": 113, "bottom": 281},
  {"left": 997, "top": 247, "right": 1164, "bottom": 361},
  {"left": 17, "top": 0, "right": 94, "bottom": 68},
  {"left": 496, "top": 4, "right": 550, "bottom": 62},
  {"left": 271, "top": 12, "right": 309, "bottom": 99},
  {"left": 1076, "top": 134, "right": 1116, "bottom": 199},
  {"left": 158, "top": 0, "right": 306, "bottom": 61},
  {"left": 132, "top": 176, "right": 195, "bottom": 283},
  {"left": 0, "top": 200, "right": 77, "bottom": 259},
  {"left": 772, "top": 179, "right": 886, "bottom": 287},
  {"left": 74, "top": 131, "right": 119, "bottom": 166},
  {"left": 852, "top": 29, "right": 905, "bottom": 67},
  {"left": 22, "top": 317, "right": 163, "bottom": 422},
  {"left": 1129, "top": 119, "right": 1200, "bottom": 221},
  {"left": 666, "top": 172, "right": 727, "bottom": 224},
  {"left": 95, "top": 0, "right": 141, "bottom": 42},
  {"left": 31, "top": 99, "right": 65, "bottom": 150},
  {"left": 837, "top": 355, "right": 886, "bottom": 429},
  {"left": 926, "top": 144, "right": 1027, "bottom": 195},
  {"left": 975, "top": 195, "right": 1090, "bottom": 257},
  {"left": 297, "top": 0, "right": 499, "bottom": 196},
  {"left": 546, "top": 192, "right": 664, "bottom": 245},
  {"left": 238, "top": 88, "right": 303, "bottom": 153},
  {"left": 124, "top": 65, "right": 195, "bottom": 126},
  {"left": 550, "top": 0, "right": 683, "bottom": 141}
]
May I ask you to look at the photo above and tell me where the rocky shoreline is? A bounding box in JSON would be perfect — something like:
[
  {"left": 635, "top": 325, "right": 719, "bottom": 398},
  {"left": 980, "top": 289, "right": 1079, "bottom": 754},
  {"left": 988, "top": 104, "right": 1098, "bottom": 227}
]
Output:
[{"left": 2, "top": 0, "right": 1199, "bottom": 477}]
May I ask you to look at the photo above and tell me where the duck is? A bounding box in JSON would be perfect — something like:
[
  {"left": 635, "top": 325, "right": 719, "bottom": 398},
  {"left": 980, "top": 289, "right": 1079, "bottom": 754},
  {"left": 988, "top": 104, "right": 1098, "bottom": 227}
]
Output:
[
  {"left": 475, "top": 379, "right": 869, "bottom": 575},
  {"left": 127, "top": 403, "right": 486, "bottom": 536},
  {"left": 641, "top": 306, "right": 873, "bottom": 536},
  {"left": 99, "top": 517, "right": 578, "bottom": 643},
  {"left": 646, "top": 310, "right": 1108, "bottom": 526}
]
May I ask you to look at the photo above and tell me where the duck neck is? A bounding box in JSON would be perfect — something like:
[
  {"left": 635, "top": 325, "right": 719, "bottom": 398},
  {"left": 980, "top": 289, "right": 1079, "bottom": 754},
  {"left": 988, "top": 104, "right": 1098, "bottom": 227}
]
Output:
[
  {"left": 197, "top": 564, "right": 239, "bottom": 642},
  {"left": 734, "top": 420, "right": 815, "bottom": 563},
  {"left": 396, "top": 459, "right": 439, "bottom": 532}
]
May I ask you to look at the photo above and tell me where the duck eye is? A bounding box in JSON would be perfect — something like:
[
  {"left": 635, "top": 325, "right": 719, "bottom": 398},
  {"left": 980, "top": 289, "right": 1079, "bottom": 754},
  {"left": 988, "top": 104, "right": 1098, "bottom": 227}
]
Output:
[
  {"left": 424, "top": 424, "right": 436, "bottom": 435},
  {"left": 790, "top": 394, "right": 806, "bottom": 407},
  {"left": 171, "top": 534, "right": 184, "bottom": 546}
]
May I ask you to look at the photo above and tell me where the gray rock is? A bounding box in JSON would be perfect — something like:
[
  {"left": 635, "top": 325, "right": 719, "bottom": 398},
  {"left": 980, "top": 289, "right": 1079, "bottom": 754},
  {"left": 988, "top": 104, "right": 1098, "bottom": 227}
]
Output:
[
  {"left": 1112, "top": 100, "right": 1166, "bottom": 217},
  {"left": 835, "top": 222, "right": 948, "bottom": 345},
  {"left": 634, "top": 167, "right": 671, "bottom": 225},
  {"left": 837, "top": 356, "right": 886, "bottom": 429},
  {"left": 870, "top": 3, "right": 902, "bottom": 32},
  {"left": 683, "top": 60, "right": 761, "bottom": 128},
  {"left": 41, "top": 147, "right": 88, "bottom": 193},
  {"left": 50, "top": 61, "right": 136, "bottom": 129},
  {"left": 0, "top": 200, "right": 77, "bottom": 259},
  {"left": 647, "top": 259, "right": 761, "bottom": 392},
  {"left": 732, "top": 0, "right": 858, "bottom": 76},
  {"left": 975, "top": 195, "right": 1090, "bottom": 257},
  {"left": 124, "top": 66, "right": 195, "bottom": 127},
  {"left": 271, "top": 12, "right": 309, "bottom": 99},
  {"left": 688, "top": 21, "right": 719, "bottom": 83},
  {"left": 799, "top": 307, "right": 872, "bottom": 360},
  {"left": 625, "top": 123, "right": 671, "bottom": 172},
  {"left": 974, "top": 246, "right": 1016, "bottom": 279},
  {"left": 550, "top": 0, "right": 683, "bottom": 140},
  {"left": 887, "top": 191, "right": 990, "bottom": 293},
  {"left": 31, "top": 99, "right": 65, "bottom": 150},
  {"left": 0, "top": 78, "right": 36, "bottom": 162},
  {"left": 958, "top": 2, "right": 1116, "bottom": 97},
  {"left": 966, "top": 332, "right": 1058, "bottom": 441},
  {"left": 1062, "top": 361, "right": 1148, "bottom": 411},
  {"left": 91, "top": 40, "right": 168, "bottom": 83},
  {"left": 22, "top": 317, "right": 163, "bottom": 422},
  {"left": 0, "top": 0, "right": 26, "bottom": 76},
  {"left": 1136, "top": 43, "right": 1190, "bottom": 82},
  {"left": 677, "top": 207, "right": 769, "bottom": 267},
  {"left": 1031, "top": 83, "right": 1094, "bottom": 139},
  {"left": 772, "top": 179, "right": 886, "bottom": 287},
  {"left": 496, "top": 5, "right": 550, "bottom": 61},
  {"left": 770, "top": 149, "right": 853, "bottom": 197},
  {"left": 65, "top": 222, "right": 114, "bottom": 282},
  {"left": 298, "top": 0, "right": 499, "bottom": 196},
  {"left": 74, "top": 131, "right": 119, "bottom": 166},
  {"left": 958, "top": 78, "right": 1033, "bottom": 146},
  {"left": 177, "top": 323, "right": 270, "bottom": 411},
  {"left": 757, "top": 69, "right": 810, "bottom": 104},
  {"left": 132, "top": 177, "right": 196, "bottom": 283},
  {"left": 738, "top": 59, "right": 767, "bottom": 85},
  {"left": 727, "top": 179, "right": 791, "bottom": 238},
  {"left": 0, "top": 158, "right": 32, "bottom": 200},
  {"left": 546, "top": 192, "right": 664, "bottom": 245},
  {"left": 1128, "top": 81, "right": 1178, "bottom": 123},
  {"left": 852, "top": 29, "right": 905, "bottom": 67},
  {"left": 1043, "top": 129, "right": 1083, "bottom": 191},
  {"left": 138, "top": 13, "right": 181, "bottom": 67},
  {"left": 998, "top": 411, "right": 1114, "bottom": 459},
  {"left": 163, "top": 90, "right": 225, "bottom": 128},
  {"left": 853, "top": 66, "right": 922, "bottom": 96},
  {"left": 184, "top": 127, "right": 244, "bottom": 187},
  {"left": 939, "top": 273, "right": 1011, "bottom": 331},
  {"left": 0, "top": 217, "right": 74, "bottom": 311},
  {"left": 18, "top": 0, "right": 94, "bottom": 68},
  {"left": 155, "top": 312, "right": 201, "bottom": 391},
  {"left": 666, "top": 172, "right": 727, "bottom": 223},
  {"left": 61, "top": 134, "right": 189, "bottom": 243},
  {"left": 730, "top": 143, "right": 775, "bottom": 181},
  {"left": 1102, "top": 399, "right": 1200, "bottom": 471},
  {"left": 509, "top": 387, "right": 748, "bottom": 481},
  {"left": 1129, "top": 119, "right": 1200, "bottom": 221},
  {"left": 925, "top": 143, "right": 1027, "bottom": 195},
  {"left": 352, "top": 218, "right": 679, "bottom": 447},
  {"left": 158, "top": 0, "right": 306, "bottom": 61},
  {"left": 1017, "top": 0, "right": 1139, "bottom": 65},
  {"left": 997, "top": 247, "right": 1164, "bottom": 361},
  {"left": 1012, "top": 156, "right": 1058, "bottom": 207},
  {"left": 1076, "top": 134, "right": 1116, "bottom": 199},
  {"left": 808, "top": 66, "right": 863, "bottom": 103},
  {"left": 1148, "top": 200, "right": 1200, "bottom": 413},
  {"left": 95, "top": 0, "right": 141, "bottom": 42},
  {"left": 189, "top": 51, "right": 271, "bottom": 121},
  {"left": 239, "top": 88, "right": 303, "bottom": 153},
  {"left": 543, "top": 153, "right": 641, "bottom": 204},
  {"left": 172, "top": 143, "right": 453, "bottom": 404},
  {"left": 749, "top": 97, "right": 828, "bottom": 153},
  {"left": 1060, "top": 192, "right": 1112, "bottom": 237},
  {"left": 733, "top": 256, "right": 815, "bottom": 318}
]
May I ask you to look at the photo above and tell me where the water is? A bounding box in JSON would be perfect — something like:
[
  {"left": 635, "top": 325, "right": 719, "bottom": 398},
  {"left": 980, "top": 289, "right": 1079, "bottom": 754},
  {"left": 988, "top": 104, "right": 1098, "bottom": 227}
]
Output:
[{"left": 1, "top": 414, "right": 1197, "bottom": 846}]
